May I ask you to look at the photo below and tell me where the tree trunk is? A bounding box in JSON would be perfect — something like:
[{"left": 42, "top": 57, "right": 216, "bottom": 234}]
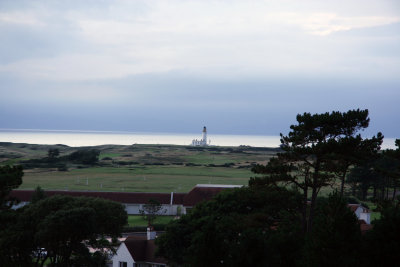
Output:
[
  {"left": 381, "top": 186, "right": 385, "bottom": 200},
  {"left": 339, "top": 165, "right": 350, "bottom": 197},
  {"left": 40, "top": 255, "right": 49, "bottom": 267},
  {"left": 340, "top": 172, "right": 346, "bottom": 197},
  {"left": 302, "top": 184, "right": 308, "bottom": 233},
  {"left": 392, "top": 186, "right": 397, "bottom": 201},
  {"left": 307, "top": 187, "right": 318, "bottom": 233},
  {"left": 362, "top": 187, "right": 368, "bottom": 201},
  {"left": 351, "top": 183, "right": 356, "bottom": 196}
]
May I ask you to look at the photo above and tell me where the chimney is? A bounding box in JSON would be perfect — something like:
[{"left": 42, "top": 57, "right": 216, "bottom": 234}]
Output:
[{"left": 147, "top": 226, "right": 156, "bottom": 240}]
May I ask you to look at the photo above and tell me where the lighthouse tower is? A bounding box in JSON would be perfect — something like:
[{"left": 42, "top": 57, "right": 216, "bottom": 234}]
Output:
[
  {"left": 202, "top": 126, "right": 207, "bottom": 144},
  {"left": 191, "top": 126, "right": 209, "bottom": 146}
]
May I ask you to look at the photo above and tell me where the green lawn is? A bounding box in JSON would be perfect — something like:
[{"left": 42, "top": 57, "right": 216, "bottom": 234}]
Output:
[{"left": 20, "top": 166, "right": 252, "bottom": 192}]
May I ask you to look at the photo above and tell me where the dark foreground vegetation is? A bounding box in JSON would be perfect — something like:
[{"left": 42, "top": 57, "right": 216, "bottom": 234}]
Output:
[
  {"left": 1, "top": 109, "right": 399, "bottom": 266},
  {"left": 157, "top": 186, "right": 400, "bottom": 267},
  {"left": 157, "top": 109, "right": 400, "bottom": 267},
  {"left": 0, "top": 166, "right": 127, "bottom": 267}
]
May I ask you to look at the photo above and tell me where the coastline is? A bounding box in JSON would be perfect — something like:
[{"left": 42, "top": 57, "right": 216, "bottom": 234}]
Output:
[
  {"left": 0, "top": 129, "right": 396, "bottom": 149},
  {"left": 0, "top": 129, "right": 281, "bottom": 148}
]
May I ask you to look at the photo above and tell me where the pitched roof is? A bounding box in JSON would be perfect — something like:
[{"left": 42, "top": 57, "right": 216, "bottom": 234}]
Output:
[
  {"left": 10, "top": 190, "right": 186, "bottom": 205},
  {"left": 124, "top": 236, "right": 167, "bottom": 264},
  {"left": 348, "top": 204, "right": 360, "bottom": 212},
  {"left": 348, "top": 203, "right": 371, "bottom": 213}
]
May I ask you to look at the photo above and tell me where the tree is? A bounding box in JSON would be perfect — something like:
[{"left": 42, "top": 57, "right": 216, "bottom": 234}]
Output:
[
  {"left": 68, "top": 149, "right": 100, "bottom": 165},
  {"left": 327, "top": 132, "right": 382, "bottom": 196},
  {"left": 0, "top": 165, "right": 29, "bottom": 266},
  {"left": 303, "top": 192, "right": 362, "bottom": 267},
  {"left": 0, "top": 165, "right": 23, "bottom": 210},
  {"left": 0, "top": 208, "right": 33, "bottom": 266},
  {"left": 6, "top": 195, "right": 127, "bottom": 267},
  {"left": 374, "top": 139, "right": 400, "bottom": 201},
  {"left": 139, "top": 199, "right": 165, "bottom": 226},
  {"left": 251, "top": 109, "right": 382, "bottom": 232},
  {"left": 157, "top": 185, "right": 304, "bottom": 267},
  {"left": 347, "top": 162, "right": 377, "bottom": 200},
  {"left": 31, "top": 186, "right": 46, "bottom": 203},
  {"left": 47, "top": 148, "right": 60, "bottom": 160},
  {"left": 362, "top": 203, "right": 400, "bottom": 267}
]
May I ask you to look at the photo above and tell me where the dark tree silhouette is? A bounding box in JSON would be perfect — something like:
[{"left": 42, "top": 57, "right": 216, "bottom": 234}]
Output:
[
  {"left": 251, "top": 109, "right": 382, "bottom": 232},
  {"left": 0, "top": 165, "right": 23, "bottom": 210}
]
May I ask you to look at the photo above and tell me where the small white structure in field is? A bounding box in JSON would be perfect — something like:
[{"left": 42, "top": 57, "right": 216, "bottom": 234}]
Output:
[
  {"left": 348, "top": 204, "right": 371, "bottom": 224},
  {"left": 191, "top": 126, "right": 209, "bottom": 146}
]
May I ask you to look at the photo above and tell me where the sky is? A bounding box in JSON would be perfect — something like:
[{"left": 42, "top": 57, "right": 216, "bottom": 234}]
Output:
[{"left": 0, "top": 0, "right": 399, "bottom": 137}]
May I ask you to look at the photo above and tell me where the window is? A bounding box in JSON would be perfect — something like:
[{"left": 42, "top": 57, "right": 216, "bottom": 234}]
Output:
[{"left": 119, "top": 262, "right": 127, "bottom": 267}]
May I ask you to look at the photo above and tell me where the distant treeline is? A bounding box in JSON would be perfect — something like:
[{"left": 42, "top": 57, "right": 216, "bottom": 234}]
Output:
[{"left": 21, "top": 149, "right": 100, "bottom": 170}]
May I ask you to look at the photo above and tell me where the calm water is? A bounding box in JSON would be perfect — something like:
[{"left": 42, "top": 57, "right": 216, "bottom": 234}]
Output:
[
  {"left": 0, "top": 129, "right": 396, "bottom": 149},
  {"left": 0, "top": 129, "right": 281, "bottom": 147}
]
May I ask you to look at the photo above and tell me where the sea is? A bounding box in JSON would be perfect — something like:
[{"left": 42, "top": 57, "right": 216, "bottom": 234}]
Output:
[{"left": 0, "top": 129, "right": 396, "bottom": 149}]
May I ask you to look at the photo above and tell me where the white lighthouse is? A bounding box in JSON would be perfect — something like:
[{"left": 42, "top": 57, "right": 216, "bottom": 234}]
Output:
[
  {"left": 191, "top": 126, "right": 209, "bottom": 146},
  {"left": 202, "top": 126, "right": 207, "bottom": 144}
]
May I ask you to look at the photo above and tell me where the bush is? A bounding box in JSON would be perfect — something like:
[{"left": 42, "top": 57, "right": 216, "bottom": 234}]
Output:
[
  {"left": 57, "top": 164, "right": 68, "bottom": 172},
  {"left": 68, "top": 149, "right": 100, "bottom": 165},
  {"left": 185, "top": 163, "right": 201, "bottom": 166}
]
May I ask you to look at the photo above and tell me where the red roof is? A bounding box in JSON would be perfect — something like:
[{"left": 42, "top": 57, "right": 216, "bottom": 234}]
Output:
[
  {"left": 348, "top": 203, "right": 370, "bottom": 213},
  {"left": 10, "top": 190, "right": 186, "bottom": 205},
  {"left": 10, "top": 184, "right": 239, "bottom": 207},
  {"left": 124, "top": 236, "right": 167, "bottom": 264},
  {"left": 348, "top": 204, "right": 360, "bottom": 212},
  {"left": 183, "top": 185, "right": 237, "bottom": 206}
]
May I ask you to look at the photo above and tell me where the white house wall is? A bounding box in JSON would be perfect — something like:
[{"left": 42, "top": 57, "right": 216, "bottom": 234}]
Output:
[
  {"left": 11, "top": 201, "right": 29, "bottom": 210},
  {"left": 360, "top": 212, "right": 371, "bottom": 224},
  {"left": 112, "top": 243, "right": 135, "bottom": 267},
  {"left": 354, "top": 207, "right": 362, "bottom": 218},
  {"left": 124, "top": 204, "right": 183, "bottom": 216},
  {"left": 125, "top": 204, "right": 141, "bottom": 214}
]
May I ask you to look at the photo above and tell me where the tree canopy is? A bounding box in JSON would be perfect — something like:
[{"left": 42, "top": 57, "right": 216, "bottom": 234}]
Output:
[
  {"left": 0, "top": 195, "right": 127, "bottom": 267},
  {"left": 0, "top": 165, "right": 23, "bottom": 210},
  {"left": 139, "top": 199, "right": 165, "bottom": 226},
  {"left": 251, "top": 109, "right": 382, "bottom": 232},
  {"left": 157, "top": 185, "right": 304, "bottom": 267}
]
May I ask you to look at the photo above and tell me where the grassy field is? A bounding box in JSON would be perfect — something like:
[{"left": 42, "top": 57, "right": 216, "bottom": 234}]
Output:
[
  {"left": 0, "top": 143, "right": 278, "bottom": 193},
  {"left": 1, "top": 142, "right": 382, "bottom": 220},
  {"left": 20, "top": 166, "right": 253, "bottom": 192}
]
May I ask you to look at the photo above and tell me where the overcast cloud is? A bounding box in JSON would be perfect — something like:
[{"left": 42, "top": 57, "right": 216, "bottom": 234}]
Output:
[{"left": 0, "top": 0, "right": 399, "bottom": 137}]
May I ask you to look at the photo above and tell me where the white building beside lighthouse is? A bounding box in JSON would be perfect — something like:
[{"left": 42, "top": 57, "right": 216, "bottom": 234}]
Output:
[{"left": 191, "top": 126, "right": 209, "bottom": 146}]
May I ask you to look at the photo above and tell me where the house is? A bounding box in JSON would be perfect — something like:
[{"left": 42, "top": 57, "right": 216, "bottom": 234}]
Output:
[
  {"left": 10, "top": 187, "right": 371, "bottom": 224},
  {"left": 348, "top": 204, "right": 371, "bottom": 224},
  {"left": 112, "top": 228, "right": 167, "bottom": 267},
  {"left": 9, "top": 184, "right": 241, "bottom": 215},
  {"left": 10, "top": 190, "right": 186, "bottom": 215}
]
